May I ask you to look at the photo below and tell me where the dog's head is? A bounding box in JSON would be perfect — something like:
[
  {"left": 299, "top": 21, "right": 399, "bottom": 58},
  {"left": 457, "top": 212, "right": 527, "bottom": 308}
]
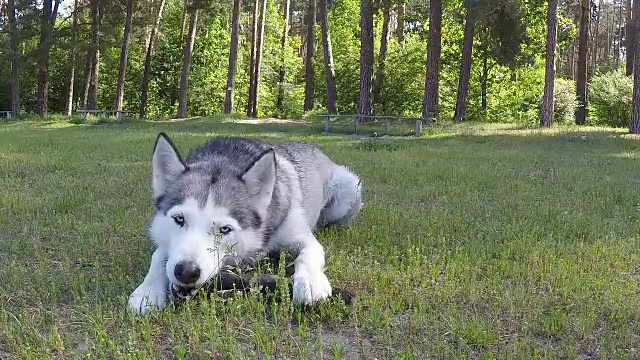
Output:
[{"left": 148, "top": 133, "right": 275, "bottom": 288}]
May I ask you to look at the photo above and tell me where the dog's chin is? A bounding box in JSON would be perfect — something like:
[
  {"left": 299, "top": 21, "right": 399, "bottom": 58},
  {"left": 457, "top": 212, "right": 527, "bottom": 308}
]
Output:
[{"left": 170, "top": 282, "right": 199, "bottom": 301}]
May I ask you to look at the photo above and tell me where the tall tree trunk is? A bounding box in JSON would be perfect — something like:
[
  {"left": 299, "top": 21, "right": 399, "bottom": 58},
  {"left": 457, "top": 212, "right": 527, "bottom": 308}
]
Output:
[
  {"left": 7, "top": 0, "right": 20, "bottom": 116},
  {"left": 357, "top": 0, "right": 374, "bottom": 120},
  {"left": 35, "top": 0, "right": 53, "bottom": 116},
  {"left": 318, "top": 0, "right": 337, "bottom": 113},
  {"left": 575, "top": 0, "right": 589, "bottom": 125},
  {"left": 224, "top": 0, "right": 241, "bottom": 114},
  {"left": 65, "top": 0, "right": 79, "bottom": 116},
  {"left": 85, "top": 0, "right": 101, "bottom": 110},
  {"left": 422, "top": 0, "right": 442, "bottom": 121},
  {"left": 630, "top": 0, "right": 640, "bottom": 133},
  {"left": 114, "top": 0, "right": 134, "bottom": 112},
  {"left": 276, "top": 0, "right": 291, "bottom": 112},
  {"left": 373, "top": 3, "right": 390, "bottom": 108},
  {"left": 179, "top": 0, "right": 187, "bottom": 40},
  {"left": 480, "top": 47, "right": 488, "bottom": 113},
  {"left": 396, "top": 4, "right": 405, "bottom": 45},
  {"left": 176, "top": 8, "right": 198, "bottom": 118},
  {"left": 453, "top": 7, "right": 475, "bottom": 122},
  {"left": 541, "top": 0, "right": 558, "bottom": 128},
  {"left": 626, "top": 0, "right": 634, "bottom": 75},
  {"left": 250, "top": 0, "right": 267, "bottom": 117},
  {"left": 617, "top": 0, "right": 623, "bottom": 67},
  {"left": 304, "top": 0, "right": 316, "bottom": 111},
  {"left": 170, "top": 0, "right": 188, "bottom": 108},
  {"left": 140, "top": 0, "right": 166, "bottom": 119},
  {"left": 247, "top": 0, "right": 259, "bottom": 116},
  {"left": 591, "top": 0, "right": 601, "bottom": 78}
]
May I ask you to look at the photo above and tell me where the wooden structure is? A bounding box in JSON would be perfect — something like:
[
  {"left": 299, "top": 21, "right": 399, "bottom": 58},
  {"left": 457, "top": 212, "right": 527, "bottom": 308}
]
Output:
[
  {"left": 316, "top": 113, "right": 434, "bottom": 136},
  {"left": 77, "top": 109, "right": 135, "bottom": 121}
]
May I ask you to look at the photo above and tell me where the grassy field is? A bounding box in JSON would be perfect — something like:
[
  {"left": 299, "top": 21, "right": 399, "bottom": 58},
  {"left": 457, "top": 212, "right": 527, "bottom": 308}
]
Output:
[{"left": 1, "top": 117, "right": 640, "bottom": 359}]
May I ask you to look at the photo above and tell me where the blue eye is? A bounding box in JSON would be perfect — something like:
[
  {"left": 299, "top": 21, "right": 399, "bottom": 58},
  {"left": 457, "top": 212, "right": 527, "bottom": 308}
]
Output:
[
  {"left": 219, "top": 226, "right": 233, "bottom": 235},
  {"left": 173, "top": 214, "right": 185, "bottom": 227}
]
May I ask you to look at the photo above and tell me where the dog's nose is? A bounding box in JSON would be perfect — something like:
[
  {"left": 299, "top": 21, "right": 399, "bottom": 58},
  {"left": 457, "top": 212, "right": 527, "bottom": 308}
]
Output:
[{"left": 174, "top": 260, "right": 200, "bottom": 285}]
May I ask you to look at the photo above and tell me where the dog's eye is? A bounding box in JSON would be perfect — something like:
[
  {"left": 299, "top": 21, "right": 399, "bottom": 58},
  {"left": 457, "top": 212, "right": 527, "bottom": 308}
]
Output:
[
  {"left": 219, "top": 226, "right": 232, "bottom": 235},
  {"left": 173, "top": 214, "right": 185, "bottom": 227}
]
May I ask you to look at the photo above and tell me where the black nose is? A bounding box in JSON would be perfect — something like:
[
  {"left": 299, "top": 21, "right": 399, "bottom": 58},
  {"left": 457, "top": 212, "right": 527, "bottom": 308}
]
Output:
[{"left": 174, "top": 260, "right": 200, "bottom": 285}]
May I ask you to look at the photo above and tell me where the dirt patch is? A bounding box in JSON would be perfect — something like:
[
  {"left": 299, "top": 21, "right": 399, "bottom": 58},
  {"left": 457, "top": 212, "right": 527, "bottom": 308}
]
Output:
[{"left": 232, "top": 118, "right": 308, "bottom": 125}]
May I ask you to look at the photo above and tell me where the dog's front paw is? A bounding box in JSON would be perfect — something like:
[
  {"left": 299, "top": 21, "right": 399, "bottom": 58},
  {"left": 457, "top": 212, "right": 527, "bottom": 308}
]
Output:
[
  {"left": 292, "top": 268, "right": 332, "bottom": 305},
  {"left": 128, "top": 283, "right": 167, "bottom": 315}
]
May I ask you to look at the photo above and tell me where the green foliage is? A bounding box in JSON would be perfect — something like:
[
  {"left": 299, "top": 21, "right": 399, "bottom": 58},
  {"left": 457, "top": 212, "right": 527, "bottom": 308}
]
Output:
[
  {"left": 0, "top": 0, "right": 599, "bottom": 124},
  {"left": 589, "top": 69, "right": 633, "bottom": 128},
  {"left": 551, "top": 78, "right": 577, "bottom": 124}
]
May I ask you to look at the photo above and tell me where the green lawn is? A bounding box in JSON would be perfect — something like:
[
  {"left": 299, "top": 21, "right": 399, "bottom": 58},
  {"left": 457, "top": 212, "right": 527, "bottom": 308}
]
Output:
[{"left": 1, "top": 117, "right": 640, "bottom": 359}]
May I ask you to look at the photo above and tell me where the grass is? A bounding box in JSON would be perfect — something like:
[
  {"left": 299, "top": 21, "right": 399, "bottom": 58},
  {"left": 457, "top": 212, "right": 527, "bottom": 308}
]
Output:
[{"left": 1, "top": 116, "right": 640, "bottom": 359}]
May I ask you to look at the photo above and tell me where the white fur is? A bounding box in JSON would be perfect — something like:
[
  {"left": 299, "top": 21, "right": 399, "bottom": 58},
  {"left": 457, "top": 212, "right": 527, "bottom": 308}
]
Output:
[
  {"left": 128, "top": 196, "right": 263, "bottom": 315},
  {"left": 322, "top": 165, "right": 363, "bottom": 226},
  {"left": 265, "top": 156, "right": 334, "bottom": 305},
  {"left": 128, "top": 248, "right": 169, "bottom": 315},
  {"left": 271, "top": 207, "right": 333, "bottom": 305}
]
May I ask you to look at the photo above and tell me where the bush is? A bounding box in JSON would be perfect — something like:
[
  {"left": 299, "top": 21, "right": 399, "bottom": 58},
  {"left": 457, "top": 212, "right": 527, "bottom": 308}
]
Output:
[
  {"left": 589, "top": 69, "right": 633, "bottom": 128},
  {"left": 552, "top": 78, "right": 577, "bottom": 124}
]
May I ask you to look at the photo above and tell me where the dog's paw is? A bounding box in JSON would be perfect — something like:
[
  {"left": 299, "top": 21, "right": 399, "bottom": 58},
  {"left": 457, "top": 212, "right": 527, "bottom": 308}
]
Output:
[
  {"left": 128, "top": 283, "right": 167, "bottom": 315},
  {"left": 292, "top": 268, "right": 332, "bottom": 305}
]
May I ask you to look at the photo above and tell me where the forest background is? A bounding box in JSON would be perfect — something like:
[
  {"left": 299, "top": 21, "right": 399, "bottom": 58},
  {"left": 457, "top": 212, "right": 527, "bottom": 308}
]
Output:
[{"left": 0, "top": 0, "right": 637, "bottom": 130}]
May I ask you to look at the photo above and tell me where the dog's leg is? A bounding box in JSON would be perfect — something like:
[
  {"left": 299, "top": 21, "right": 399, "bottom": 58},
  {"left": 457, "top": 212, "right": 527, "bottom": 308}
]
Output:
[
  {"left": 275, "top": 210, "right": 332, "bottom": 305},
  {"left": 292, "top": 237, "right": 332, "bottom": 305},
  {"left": 128, "top": 248, "right": 168, "bottom": 315}
]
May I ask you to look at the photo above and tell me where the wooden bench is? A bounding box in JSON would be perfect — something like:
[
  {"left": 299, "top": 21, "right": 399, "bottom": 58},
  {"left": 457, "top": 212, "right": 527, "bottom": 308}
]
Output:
[
  {"left": 0, "top": 111, "right": 13, "bottom": 118},
  {"left": 316, "top": 113, "right": 435, "bottom": 136},
  {"left": 77, "top": 109, "right": 135, "bottom": 121}
]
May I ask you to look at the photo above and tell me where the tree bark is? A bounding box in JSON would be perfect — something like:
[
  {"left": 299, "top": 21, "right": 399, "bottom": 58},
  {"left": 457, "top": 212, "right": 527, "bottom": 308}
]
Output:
[
  {"left": 575, "top": 0, "right": 589, "bottom": 125},
  {"left": 630, "top": 0, "right": 640, "bottom": 133},
  {"left": 176, "top": 8, "right": 198, "bottom": 118},
  {"left": 481, "top": 47, "right": 488, "bottom": 113},
  {"left": 617, "top": 1, "right": 624, "bottom": 67},
  {"left": 304, "top": 0, "right": 316, "bottom": 111},
  {"left": 541, "top": 0, "right": 558, "bottom": 128},
  {"left": 627, "top": 0, "right": 634, "bottom": 75},
  {"left": 247, "top": 0, "right": 259, "bottom": 116},
  {"left": 65, "top": 0, "right": 79, "bottom": 116},
  {"left": 35, "top": 0, "right": 58, "bottom": 117},
  {"left": 422, "top": 0, "right": 442, "bottom": 121},
  {"left": 250, "top": 0, "right": 267, "bottom": 117},
  {"left": 140, "top": 0, "right": 166, "bottom": 119},
  {"left": 373, "top": 2, "right": 390, "bottom": 108},
  {"left": 396, "top": 4, "right": 405, "bottom": 45},
  {"left": 276, "top": 0, "right": 291, "bottom": 112},
  {"left": 357, "top": 0, "right": 374, "bottom": 121},
  {"left": 85, "top": 0, "right": 101, "bottom": 110},
  {"left": 7, "top": 0, "right": 20, "bottom": 116},
  {"left": 319, "top": 0, "right": 337, "bottom": 113},
  {"left": 453, "top": 7, "right": 475, "bottom": 122},
  {"left": 114, "top": 0, "right": 134, "bottom": 112},
  {"left": 591, "top": 0, "right": 601, "bottom": 78},
  {"left": 223, "top": 0, "right": 241, "bottom": 114}
]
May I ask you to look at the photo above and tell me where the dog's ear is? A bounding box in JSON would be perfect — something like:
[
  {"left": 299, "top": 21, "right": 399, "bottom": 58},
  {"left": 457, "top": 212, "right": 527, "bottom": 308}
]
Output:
[
  {"left": 242, "top": 149, "right": 276, "bottom": 218},
  {"left": 152, "top": 133, "right": 185, "bottom": 199}
]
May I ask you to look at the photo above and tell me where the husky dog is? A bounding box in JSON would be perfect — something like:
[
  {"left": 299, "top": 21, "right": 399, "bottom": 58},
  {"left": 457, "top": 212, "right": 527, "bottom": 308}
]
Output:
[{"left": 128, "top": 133, "right": 363, "bottom": 315}]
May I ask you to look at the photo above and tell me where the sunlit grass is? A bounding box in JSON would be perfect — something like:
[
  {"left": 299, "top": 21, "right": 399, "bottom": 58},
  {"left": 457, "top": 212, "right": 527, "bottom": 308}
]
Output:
[{"left": 0, "top": 117, "right": 639, "bottom": 358}]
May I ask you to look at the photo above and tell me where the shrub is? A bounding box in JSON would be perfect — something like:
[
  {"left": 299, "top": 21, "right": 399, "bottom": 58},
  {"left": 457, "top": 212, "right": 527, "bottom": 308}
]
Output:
[
  {"left": 552, "top": 78, "right": 577, "bottom": 124},
  {"left": 589, "top": 69, "right": 633, "bottom": 128}
]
